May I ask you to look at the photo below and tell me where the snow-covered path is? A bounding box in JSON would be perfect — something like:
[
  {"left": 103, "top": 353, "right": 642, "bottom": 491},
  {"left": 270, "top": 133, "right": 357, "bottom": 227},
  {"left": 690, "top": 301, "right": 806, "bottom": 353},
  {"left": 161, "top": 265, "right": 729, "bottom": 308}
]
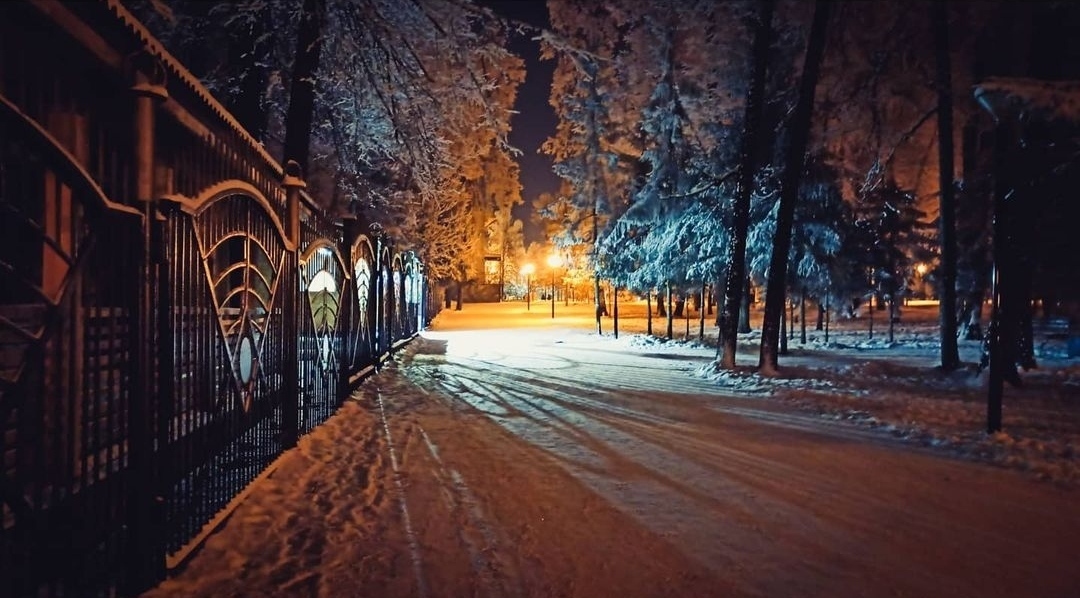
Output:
[{"left": 146, "top": 304, "right": 1080, "bottom": 598}]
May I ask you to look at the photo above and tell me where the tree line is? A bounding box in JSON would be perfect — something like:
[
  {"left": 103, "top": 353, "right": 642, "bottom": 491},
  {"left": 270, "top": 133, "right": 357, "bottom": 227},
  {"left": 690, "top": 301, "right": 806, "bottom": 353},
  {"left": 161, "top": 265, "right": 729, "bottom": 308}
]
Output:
[
  {"left": 538, "top": 0, "right": 1080, "bottom": 375},
  {"left": 131, "top": 0, "right": 1080, "bottom": 379}
]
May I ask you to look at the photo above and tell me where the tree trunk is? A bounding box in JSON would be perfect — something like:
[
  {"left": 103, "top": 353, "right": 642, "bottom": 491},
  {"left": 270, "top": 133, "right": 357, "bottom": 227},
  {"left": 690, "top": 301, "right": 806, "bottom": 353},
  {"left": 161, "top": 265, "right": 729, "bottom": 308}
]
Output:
[
  {"left": 789, "top": 299, "right": 795, "bottom": 341},
  {"left": 455, "top": 280, "right": 463, "bottom": 311},
  {"left": 228, "top": 14, "right": 270, "bottom": 142},
  {"left": 282, "top": 0, "right": 325, "bottom": 173},
  {"left": 960, "top": 290, "right": 984, "bottom": 340},
  {"left": 935, "top": 0, "right": 961, "bottom": 370},
  {"left": 759, "top": 0, "right": 831, "bottom": 374},
  {"left": 647, "top": 291, "right": 653, "bottom": 335},
  {"left": 824, "top": 295, "right": 831, "bottom": 344},
  {"left": 868, "top": 294, "right": 875, "bottom": 339},
  {"left": 666, "top": 284, "right": 674, "bottom": 340},
  {"left": 499, "top": 233, "right": 507, "bottom": 302},
  {"left": 888, "top": 298, "right": 896, "bottom": 343},
  {"left": 780, "top": 306, "right": 788, "bottom": 356},
  {"left": 816, "top": 301, "right": 825, "bottom": 330},
  {"left": 613, "top": 285, "right": 619, "bottom": 339},
  {"left": 699, "top": 281, "right": 707, "bottom": 340},
  {"left": 594, "top": 275, "right": 606, "bottom": 334},
  {"left": 800, "top": 292, "right": 807, "bottom": 344},
  {"left": 721, "top": 0, "right": 775, "bottom": 369},
  {"left": 657, "top": 289, "right": 667, "bottom": 317},
  {"left": 714, "top": 274, "right": 724, "bottom": 326},
  {"left": 739, "top": 279, "right": 752, "bottom": 333}
]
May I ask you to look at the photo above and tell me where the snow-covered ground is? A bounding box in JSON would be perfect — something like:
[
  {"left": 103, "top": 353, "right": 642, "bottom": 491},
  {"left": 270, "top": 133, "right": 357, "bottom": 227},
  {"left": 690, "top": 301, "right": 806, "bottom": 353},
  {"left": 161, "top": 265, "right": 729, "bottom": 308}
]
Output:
[
  {"left": 443, "top": 299, "right": 1080, "bottom": 485},
  {"left": 143, "top": 300, "right": 1080, "bottom": 598}
]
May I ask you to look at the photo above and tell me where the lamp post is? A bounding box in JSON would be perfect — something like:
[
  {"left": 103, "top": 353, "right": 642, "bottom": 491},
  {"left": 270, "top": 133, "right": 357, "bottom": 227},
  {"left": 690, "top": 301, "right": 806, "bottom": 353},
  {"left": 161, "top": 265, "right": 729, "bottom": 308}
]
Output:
[
  {"left": 521, "top": 263, "right": 535, "bottom": 311},
  {"left": 547, "top": 253, "right": 562, "bottom": 319},
  {"left": 914, "top": 262, "right": 928, "bottom": 300}
]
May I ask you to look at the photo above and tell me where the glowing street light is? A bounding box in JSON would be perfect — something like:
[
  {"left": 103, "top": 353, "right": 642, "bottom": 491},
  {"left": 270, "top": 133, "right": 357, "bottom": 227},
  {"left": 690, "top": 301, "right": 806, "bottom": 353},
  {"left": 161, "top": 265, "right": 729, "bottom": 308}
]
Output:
[
  {"left": 547, "top": 253, "right": 562, "bottom": 319},
  {"left": 521, "top": 263, "right": 535, "bottom": 311}
]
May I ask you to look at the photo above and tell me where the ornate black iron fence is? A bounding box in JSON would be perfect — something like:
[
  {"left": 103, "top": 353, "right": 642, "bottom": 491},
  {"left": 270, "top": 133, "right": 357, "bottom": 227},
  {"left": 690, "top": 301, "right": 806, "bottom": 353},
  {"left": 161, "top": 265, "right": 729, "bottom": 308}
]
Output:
[{"left": 0, "top": 1, "right": 432, "bottom": 595}]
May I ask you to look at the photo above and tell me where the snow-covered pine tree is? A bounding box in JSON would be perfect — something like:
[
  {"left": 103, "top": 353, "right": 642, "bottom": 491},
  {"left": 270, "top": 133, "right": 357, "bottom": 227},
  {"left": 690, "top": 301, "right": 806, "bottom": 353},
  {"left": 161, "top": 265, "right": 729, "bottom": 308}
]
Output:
[{"left": 542, "top": 1, "right": 630, "bottom": 332}]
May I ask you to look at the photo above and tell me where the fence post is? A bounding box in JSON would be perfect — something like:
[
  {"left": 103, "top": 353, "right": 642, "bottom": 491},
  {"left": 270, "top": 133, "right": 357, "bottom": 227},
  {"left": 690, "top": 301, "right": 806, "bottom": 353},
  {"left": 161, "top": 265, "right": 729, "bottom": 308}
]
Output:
[
  {"left": 337, "top": 218, "right": 350, "bottom": 394},
  {"left": 375, "top": 235, "right": 386, "bottom": 361},
  {"left": 126, "top": 50, "right": 168, "bottom": 595},
  {"left": 282, "top": 161, "right": 304, "bottom": 448}
]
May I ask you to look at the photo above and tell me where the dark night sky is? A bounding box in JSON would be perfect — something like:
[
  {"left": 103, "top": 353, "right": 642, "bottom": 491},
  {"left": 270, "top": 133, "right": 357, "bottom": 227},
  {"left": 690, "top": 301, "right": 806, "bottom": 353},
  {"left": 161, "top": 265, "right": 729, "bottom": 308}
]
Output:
[{"left": 481, "top": 0, "right": 559, "bottom": 245}]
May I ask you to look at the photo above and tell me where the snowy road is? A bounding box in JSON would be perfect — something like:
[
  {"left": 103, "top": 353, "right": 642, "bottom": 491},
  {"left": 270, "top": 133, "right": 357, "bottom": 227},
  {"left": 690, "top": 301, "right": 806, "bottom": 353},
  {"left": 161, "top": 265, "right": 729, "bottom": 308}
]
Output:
[{"left": 147, "top": 310, "right": 1080, "bottom": 598}]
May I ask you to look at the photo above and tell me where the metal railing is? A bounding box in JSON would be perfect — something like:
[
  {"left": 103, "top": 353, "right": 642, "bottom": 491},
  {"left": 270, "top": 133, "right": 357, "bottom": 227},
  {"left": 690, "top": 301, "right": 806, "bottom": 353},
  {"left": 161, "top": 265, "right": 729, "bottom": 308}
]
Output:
[{"left": 0, "top": 2, "right": 432, "bottom": 595}]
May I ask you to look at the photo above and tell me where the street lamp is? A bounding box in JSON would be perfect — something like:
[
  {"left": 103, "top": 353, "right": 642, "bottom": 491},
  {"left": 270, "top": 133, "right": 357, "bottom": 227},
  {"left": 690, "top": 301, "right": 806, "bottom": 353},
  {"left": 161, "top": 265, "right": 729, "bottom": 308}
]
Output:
[
  {"left": 547, "top": 253, "right": 562, "bottom": 318},
  {"left": 914, "top": 263, "right": 928, "bottom": 299},
  {"left": 521, "top": 263, "right": 535, "bottom": 311}
]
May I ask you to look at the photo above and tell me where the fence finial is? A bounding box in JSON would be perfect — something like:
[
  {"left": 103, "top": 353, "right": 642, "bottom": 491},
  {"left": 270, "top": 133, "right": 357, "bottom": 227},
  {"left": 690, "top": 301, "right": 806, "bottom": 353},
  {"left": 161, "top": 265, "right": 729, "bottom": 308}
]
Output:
[
  {"left": 283, "top": 159, "right": 307, "bottom": 189},
  {"left": 126, "top": 50, "right": 168, "bottom": 100}
]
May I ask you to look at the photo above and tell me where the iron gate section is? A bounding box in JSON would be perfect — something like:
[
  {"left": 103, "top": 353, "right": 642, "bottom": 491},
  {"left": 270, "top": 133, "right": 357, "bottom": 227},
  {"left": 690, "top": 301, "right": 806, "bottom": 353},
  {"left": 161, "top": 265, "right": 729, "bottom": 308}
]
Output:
[
  {"left": 298, "top": 220, "right": 348, "bottom": 434},
  {"left": 348, "top": 234, "right": 377, "bottom": 381},
  {"left": 160, "top": 191, "right": 289, "bottom": 555},
  {"left": 378, "top": 248, "right": 394, "bottom": 355},
  {"left": 392, "top": 255, "right": 405, "bottom": 342},
  {"left": 403, "top": 257, "right": 421, "bottom": 336}
]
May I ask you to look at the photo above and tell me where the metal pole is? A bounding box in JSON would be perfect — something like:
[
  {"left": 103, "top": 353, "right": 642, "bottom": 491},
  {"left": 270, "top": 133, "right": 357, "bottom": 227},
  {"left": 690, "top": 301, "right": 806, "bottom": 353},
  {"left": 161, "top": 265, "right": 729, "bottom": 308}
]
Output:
[
  {"left": 550, "top": 269, "right": 556, "bottom": 319},
  {"left": 987, "top": 121, "right": 1009, "bottom": 434}
]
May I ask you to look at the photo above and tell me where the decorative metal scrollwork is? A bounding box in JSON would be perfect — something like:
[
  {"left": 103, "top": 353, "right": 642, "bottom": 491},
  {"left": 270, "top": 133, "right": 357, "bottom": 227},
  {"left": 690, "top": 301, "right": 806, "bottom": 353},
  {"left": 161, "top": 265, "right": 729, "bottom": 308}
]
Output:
[
  {"left": 300, "top": 244, "right": 344, "bottom": 375},
  {"left": 194, "top": 194, "right": 286, "bottom": 413}
]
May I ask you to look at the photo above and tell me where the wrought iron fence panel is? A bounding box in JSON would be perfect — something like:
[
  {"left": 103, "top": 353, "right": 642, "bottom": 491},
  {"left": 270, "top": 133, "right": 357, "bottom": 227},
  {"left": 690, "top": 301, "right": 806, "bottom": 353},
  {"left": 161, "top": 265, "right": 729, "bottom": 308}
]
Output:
[
  {"left": 392, "top": 255, "right": 404, "bottom": 342},
  {"left": 160, "top": 191, "right": 289, "bottom": 555},
  {"left": 348, "top": 234, "right": 377, "bottom": 380},
  {"left": 1, "top": 92, "right": 143, "bottom": 596},
  {"left": 1, "top": 3, "right": 431, "bottom": 594},
  {"left": 297, "top": 225, "right": 348, "bottom": 434},
  {"left": 404, "top": 258, "right": 420, "bottom": 337},
  {"left": 378, "top": 249, "right": 393, "bottom": 355}
]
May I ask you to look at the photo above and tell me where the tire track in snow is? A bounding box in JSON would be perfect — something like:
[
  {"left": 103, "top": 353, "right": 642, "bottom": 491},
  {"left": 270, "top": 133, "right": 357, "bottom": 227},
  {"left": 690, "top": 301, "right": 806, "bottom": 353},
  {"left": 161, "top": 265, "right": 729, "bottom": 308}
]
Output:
[
  {"left": 585, "top": 409, "right": 1023, "bottom": 595},
  {"left": 411, "top": 360, "right": 797, "bottom": 587},
  {"left": 376, "top": 391, "right": 429, "bottom": 598},
  {"left": 590, "top": 393, "right": 1058, "bottom": 595},
  {"left": 446, "top": 346, "right": 721, "bottom": 398},
  {"left": 418, "top": 426, "right": 523, "bottom": 598},
  {"left": 409, "top": 340, "right": 1065, "bottom": 597}
]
